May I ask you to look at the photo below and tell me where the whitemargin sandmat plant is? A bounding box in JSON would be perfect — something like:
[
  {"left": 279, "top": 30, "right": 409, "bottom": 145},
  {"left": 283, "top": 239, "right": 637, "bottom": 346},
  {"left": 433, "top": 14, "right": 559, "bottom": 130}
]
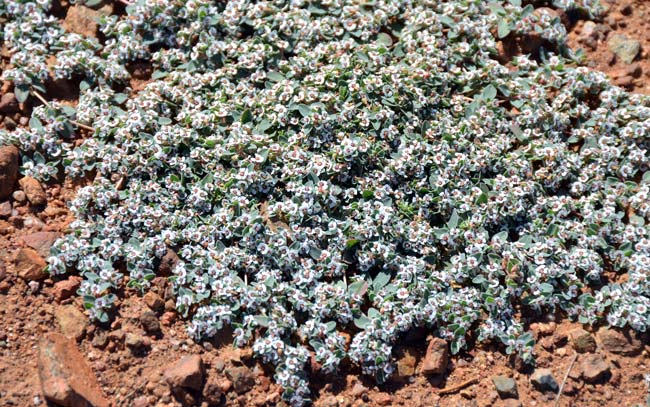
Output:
[{"left": 1, "top": 0, "right": 650, "bottom": 404}]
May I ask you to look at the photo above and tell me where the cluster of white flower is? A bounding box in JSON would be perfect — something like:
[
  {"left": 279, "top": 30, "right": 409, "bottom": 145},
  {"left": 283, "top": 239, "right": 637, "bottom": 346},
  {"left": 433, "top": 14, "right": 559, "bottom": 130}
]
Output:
[{"left": 2, "top": 0, "right": 648, "bottom": 405}]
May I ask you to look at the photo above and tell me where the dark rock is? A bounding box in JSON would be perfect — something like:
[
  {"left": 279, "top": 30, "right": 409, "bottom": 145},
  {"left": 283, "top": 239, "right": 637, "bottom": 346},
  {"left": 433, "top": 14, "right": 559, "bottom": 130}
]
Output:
[
  {"left": 140, "top": 311, "right": 161, "bottom": 334},
  {"left": 225, "top": 366, "right": 255, "bottom": 394},
  {"left": 38, "top": 332, "right": 110, "bottom": 407},
  {"left": 0, "top": 93, "right": 18, "bottom": 114},
  {"left": 569, "top": 328, "right": 596, "bottom": 353},
  {"left": 3, "top": 116, "right": 16, "bottom": 130},
  {"left": 621, "top": 4, "right": 633, "bottom": 15},
  {"left": 159, "top": 248, "right": 180, "bottom": 275},
  {"left": 14, "top": 247, "right": 47, "bottom": 281},
  {"left": 530, "top": 368, "right": 558, "bottom": 393},
  {"left": 492, "top": 375, "right": 518, "bottom": 399},
  {"left": 21, "top": 231, "right": 60, "bottom": 258},
  {"left": 580, "top": 354, "right": 611, "bottom": 383},
  {"left": 597, "top": 327, "right": 643, "bottom": 356},
  {"left": 19, "top": 176, "right": 47, "bottom": 206},
  {"left": 422, "top": 337, "right": 448, "bottom": 375},
  {"left": 164, "top": 355, "right": 204, "bottom": 391},
  {"left": 55, "top": 305, "right": 88, "bottom": 342},
  {"left": 0, "top": 145, "right": 19, "bottom": 200}
]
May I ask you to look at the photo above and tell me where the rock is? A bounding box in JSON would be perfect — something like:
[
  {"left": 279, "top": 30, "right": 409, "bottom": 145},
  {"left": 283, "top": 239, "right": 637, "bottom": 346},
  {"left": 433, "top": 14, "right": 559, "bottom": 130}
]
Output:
[
  {"left": 38, "top": 332, "right": 110, "bottom": 407},
  {"left": 164, "top": 355, "right": 204, "bottom": 391},
  {"left": 597, "top": 327, "right": 643, "bottom": 356},
  {"left": 569, "top": 328, "right": 596, "bottom": 353},
  {"left": 422, "top": 337, "right": 448, "bottom": 375},
  {"left": 202, "top": 379, "right": 224, "bottom": 405},
  {"left": 144, "top": 291, "right": 164, "bottom": 312},
  {"left": 0, "top": 145, "right": 19, "bottom": 200},
  {"left": 63, "top": 4, "right": 113, "bottom": 38},
  {"left": 125, "top": 333, "right": 146, "bottom": 349},
  {"left": 0, "top": 201, "right": 11, "bottom": 218},
  {"left": 350, "top": 383, "right": 368, "bottom": 398},
  {"left": 14, "top": 247, "right": 47, "bottom": 280},
  {"left": 140, "top": 311, "right": 161, "bottom": 334},
  {"left": 492, "top": 375, "right": 518, "bottom": 399},
  {"left": 608, "top": 34, "right": 641, "bottom": 64},
  {"left": 12, "top": 190, "right": 26, "bottom": 203},
  {"left": 3, "top": 116, "right": 17, "bottom": 130},
  {"left": 159, "top": 248, "right": 180, "bottom": 275},
  {"left": 133, "top": 396, "right": 149, "bottom": 407},
  {"left": 53, "top": 277, "right": 82, "bottom": 302},
  {"left": 0, "top": 93, "right": 18, "bottom": 114},
  {"left": 161, "top": 311, "right": 176, "bottom": 326},
  {"left": 21, "top": 231, "right": 60, "bottom": 258},
  {"left": 395, "top": 347, "right": 417, "bottom": 378},
  {"left": 580, "top": 354, "right": 611, "bottom": 383},
  {"left": 530, "top": 368, "right": 558, "bottom": 393},
  {"left": 92, "top": 331, "right": 109, "bottom": 349},
  {"left": 19, "top": 176, "right": 47, "bottom": 206},
  {"left": 614, "top": 75, "right": 635, "bottom": 88},
  {"left": 55, "top": 305, "right": 88, "bottom": 341},
  {"left": 225, "top": 366, "right": 255, "bottom": 394}
]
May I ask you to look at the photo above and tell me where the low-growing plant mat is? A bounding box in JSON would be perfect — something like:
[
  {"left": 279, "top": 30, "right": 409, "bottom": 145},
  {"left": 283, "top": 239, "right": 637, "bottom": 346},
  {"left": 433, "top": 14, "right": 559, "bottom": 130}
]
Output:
[{"left": 1, "top": 0, "right": 650, "bottom": 405}]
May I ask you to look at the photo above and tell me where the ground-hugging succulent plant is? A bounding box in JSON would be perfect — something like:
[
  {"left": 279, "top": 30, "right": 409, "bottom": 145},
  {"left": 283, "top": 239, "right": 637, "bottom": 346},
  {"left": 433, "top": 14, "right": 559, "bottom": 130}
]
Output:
[{"left": 1, "top": 0, "right": 649, "bottom": 405}]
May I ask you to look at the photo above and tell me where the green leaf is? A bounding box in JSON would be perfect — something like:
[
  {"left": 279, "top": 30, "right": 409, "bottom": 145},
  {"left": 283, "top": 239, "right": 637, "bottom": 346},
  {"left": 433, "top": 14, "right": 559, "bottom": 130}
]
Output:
[
  {"left": 113, "top": 93, "right": 129, "bottom": 104},
  {"left": 296, "top": 104, "right": 312, "bottom": 117},
  {"left": 481, "top": 84, "right": 497, "bottom": 101},
  {"left": 497, "top": 19, "right": 511, "bottom": 39},
  {"left": 253, "top": 315, "right": 270, "bottom": 327},
  {"left": 373, "top": 272, "right": 390, "bottom": 291},
  {"left": 14, "top": 85, "right": 30, "bottom": 103},
  {"left": 376, "top": 32, "right": 393, "bottom": 47},
  {"left": 309, "top": 246, "right": 322, "bottom": 260},
  {"left": 447, "top": 210, "right": 459, "bottom": 229},
  {"left": 475, "top": 193, "right": 488, "bottom": 205},
  {"left": 267, "top": 72, "right": 285, "bottom": 82},
  {"left": 354, "top": 314, "right": 372, "bottom": 329},
  {"left": 539, "top": 283, "right": 554, "bottom": 294},
  {"left": 348, "top": 280, "right": 368, "bottom": 297},
  {"left": 346, "top": 239, "right": 360, "bottom": 248},
  {"left": 151, "top": 70, "right": 168, "bottom": 80},
  {"left": 241, "top": 109, "right": 253, "bottom": 124},
  {"left": 29, "top": 117, "right": 43, "bottom": 131},
  {"left": 547, "top": 224, "right": 559, "bottom": 236}
]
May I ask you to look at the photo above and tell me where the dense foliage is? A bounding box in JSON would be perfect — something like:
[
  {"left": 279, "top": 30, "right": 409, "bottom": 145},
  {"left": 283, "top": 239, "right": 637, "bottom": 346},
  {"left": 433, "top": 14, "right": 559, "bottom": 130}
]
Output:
[{"left": 2, "top": 0, "right": 649, "bottom": 404}]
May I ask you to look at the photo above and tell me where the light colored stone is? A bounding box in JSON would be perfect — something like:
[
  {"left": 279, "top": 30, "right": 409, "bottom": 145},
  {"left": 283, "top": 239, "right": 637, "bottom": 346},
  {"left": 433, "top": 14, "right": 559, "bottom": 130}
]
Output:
[
  {"left": 38, "top": 332, "right": 110, "bottom": 407},
  {"left": 14, "top": 247, "right": 47, "bottom": 281},
  {"left": 608, "top": 34, "right": 641, "bottom": 64},
  {"left": 55, "top": 305, "right": 88, "bottom": 341},
  {"left": 19, "top": 176, "right": 47, "bottom": 206}
]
